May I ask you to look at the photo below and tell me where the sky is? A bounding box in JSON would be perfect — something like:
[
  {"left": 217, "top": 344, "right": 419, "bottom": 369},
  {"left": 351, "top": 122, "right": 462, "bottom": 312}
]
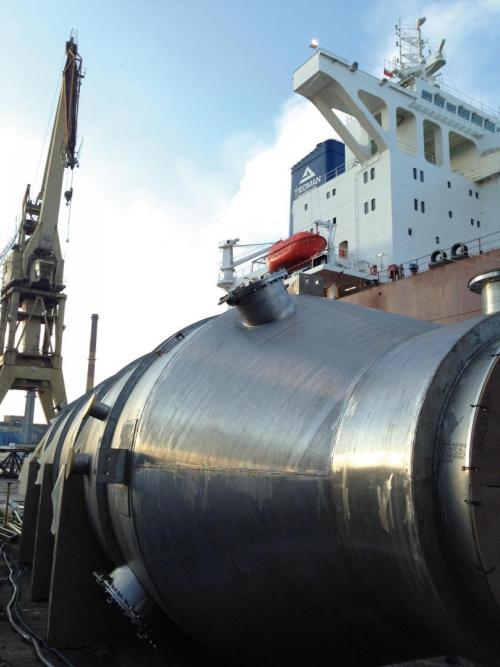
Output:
[{"left": 1, "top": 0, "right": 500, "bottom": 421}]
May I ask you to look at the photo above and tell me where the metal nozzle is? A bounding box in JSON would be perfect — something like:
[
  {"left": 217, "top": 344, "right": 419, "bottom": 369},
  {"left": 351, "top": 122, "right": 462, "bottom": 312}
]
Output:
[
  {"left": 219, "top": 270, "right": 296, "bottom": 327},
  {"left": 469, "top": 269, "right": 500, "bottom": 315}
]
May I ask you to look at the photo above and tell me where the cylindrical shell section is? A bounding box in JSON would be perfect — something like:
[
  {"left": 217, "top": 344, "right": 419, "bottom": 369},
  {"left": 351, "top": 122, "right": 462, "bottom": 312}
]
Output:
[
  {"left": 39, "top": 295, "right": 500, "bottom": 666},
  {"left": 332, "top": 314, "right": 500, "bottom": 665},
  {"left": 117, "top": 296, "right": 453, "bottom": 665}
]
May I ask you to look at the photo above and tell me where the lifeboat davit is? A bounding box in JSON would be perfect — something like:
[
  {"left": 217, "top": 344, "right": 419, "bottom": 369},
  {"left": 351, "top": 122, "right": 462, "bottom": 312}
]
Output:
[{"left": 266, "top": 231, "right": 327, "bottom": 273}]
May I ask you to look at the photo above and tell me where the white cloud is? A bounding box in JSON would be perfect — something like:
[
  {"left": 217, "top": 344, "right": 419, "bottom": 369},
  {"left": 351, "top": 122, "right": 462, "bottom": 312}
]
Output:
[
  {"left": 7, "top": 4, "right": 499, "bottom": 426},
  {"left": 0, "top": 95, "right": 333, "bottom": 422},
  {"left": 370, "top": 0, "right": 500, "bottom": 108},
  {"left": 217, "top": 98, "right": 334, "bottom": 239},
  {"left": 3, "top": 7, "right": 500, "bottom": 426}
]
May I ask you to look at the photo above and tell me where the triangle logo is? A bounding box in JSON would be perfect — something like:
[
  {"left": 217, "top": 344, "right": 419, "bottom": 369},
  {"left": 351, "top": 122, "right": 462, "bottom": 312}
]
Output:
[{"left": 300, "top": 166, "right": 316, "bottom": 183}]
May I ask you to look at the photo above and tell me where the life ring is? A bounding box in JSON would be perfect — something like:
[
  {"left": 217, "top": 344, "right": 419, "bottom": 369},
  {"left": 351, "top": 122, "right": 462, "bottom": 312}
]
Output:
[
  {"left": 451, "top": 242, "right": 468, "bottom": 258},
  {"left": 430, "top": 249, "right": 448, "bottom": 264}
]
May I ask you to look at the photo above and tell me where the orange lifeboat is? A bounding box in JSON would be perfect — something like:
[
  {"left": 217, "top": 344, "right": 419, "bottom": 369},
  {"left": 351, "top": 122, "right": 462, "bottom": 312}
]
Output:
[{"left": 266, "top": 231, "right": 327, "bottom": 273}]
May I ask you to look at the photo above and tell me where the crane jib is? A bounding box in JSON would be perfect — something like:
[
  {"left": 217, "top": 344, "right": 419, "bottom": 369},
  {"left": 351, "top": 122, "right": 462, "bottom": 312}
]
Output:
[{"left": 62, "top": 38, "right": 83, "bottom": 170}]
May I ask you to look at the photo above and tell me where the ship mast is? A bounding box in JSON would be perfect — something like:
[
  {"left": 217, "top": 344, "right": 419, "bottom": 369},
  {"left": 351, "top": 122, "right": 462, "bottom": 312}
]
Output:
[
  {"left": 389, "top": 17, "right": 446, "bottom": 86},
  {"left": 0, "top": 36, "right": 83, "bottom": 422}
]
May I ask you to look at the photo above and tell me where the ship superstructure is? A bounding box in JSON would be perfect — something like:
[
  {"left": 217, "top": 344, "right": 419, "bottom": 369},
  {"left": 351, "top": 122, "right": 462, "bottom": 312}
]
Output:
[{"left": 290, "top": 19, "right": 500, "bottom": 275}]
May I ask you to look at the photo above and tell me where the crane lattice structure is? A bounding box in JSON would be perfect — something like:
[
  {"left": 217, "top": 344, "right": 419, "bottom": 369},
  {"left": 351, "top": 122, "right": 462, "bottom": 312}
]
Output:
[{"left": 0, "top": 36, "right": 83, "bottom": 421}]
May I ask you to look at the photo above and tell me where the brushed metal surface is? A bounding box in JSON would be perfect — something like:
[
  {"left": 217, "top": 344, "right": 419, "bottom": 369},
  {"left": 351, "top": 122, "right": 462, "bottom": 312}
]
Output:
[{"left": 35, "top": 294, "right": 500, "bottom": 665}]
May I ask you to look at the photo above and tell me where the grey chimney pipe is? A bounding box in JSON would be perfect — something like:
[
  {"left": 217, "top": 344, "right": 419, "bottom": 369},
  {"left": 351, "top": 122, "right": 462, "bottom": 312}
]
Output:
[{"left": 86, "top": 314, "right": 99, "bottom": 392}]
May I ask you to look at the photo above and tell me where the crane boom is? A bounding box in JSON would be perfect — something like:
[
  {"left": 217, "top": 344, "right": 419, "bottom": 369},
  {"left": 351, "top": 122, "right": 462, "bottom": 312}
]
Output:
[
  {"left": 22, "top": 37, "right": 82, "bottom": 286},
  {"left": 0, "top": 36, "right": 84, "bottom": 422}
]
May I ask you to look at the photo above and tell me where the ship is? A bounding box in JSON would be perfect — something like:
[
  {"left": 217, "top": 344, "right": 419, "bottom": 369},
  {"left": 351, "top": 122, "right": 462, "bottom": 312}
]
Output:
[{"left": 219, "top": 17, "right": 500, "bottom": 325}]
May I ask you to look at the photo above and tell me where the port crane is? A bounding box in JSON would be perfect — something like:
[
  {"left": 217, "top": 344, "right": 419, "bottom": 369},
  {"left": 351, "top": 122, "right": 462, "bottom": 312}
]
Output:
[{"left": 0, "top": 36, "right": 83, "bottom": 421}]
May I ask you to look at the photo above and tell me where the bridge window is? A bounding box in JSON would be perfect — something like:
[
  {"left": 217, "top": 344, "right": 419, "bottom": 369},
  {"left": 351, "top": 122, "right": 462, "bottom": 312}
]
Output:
[
  {"left": 434, "top": 94, "right": 445, "bottom": 108},
  {"left": 471, "top": 113, "right": 483, "bottom": 127},
  {"left": 446, "top": 102, "right": 457, "bottom": 114},
  {"left": 422, "top": 90, "right": 433, "bottom": 102}
]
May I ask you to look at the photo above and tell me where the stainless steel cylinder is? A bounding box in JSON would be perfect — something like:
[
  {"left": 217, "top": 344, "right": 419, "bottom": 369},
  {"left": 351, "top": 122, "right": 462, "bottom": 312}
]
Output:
[{"left": 36, "top": 295, "right": 500, "bottom": 666}]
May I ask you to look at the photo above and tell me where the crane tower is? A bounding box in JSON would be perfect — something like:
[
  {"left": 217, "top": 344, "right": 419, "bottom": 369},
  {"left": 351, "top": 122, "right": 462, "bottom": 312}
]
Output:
[{"left": 0, "top": 36, "right": 83, "bottom": 421}]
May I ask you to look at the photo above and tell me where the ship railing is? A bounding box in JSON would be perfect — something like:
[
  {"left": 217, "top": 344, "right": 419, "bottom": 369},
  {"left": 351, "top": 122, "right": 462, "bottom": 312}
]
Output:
[
  {"left": 434, "top": 81, "right": 500, "bottom": 124},
  {"left": 374, "top": 230, "right": 500, "bottom": 284},
  {"left": 217, "top": 257, "right": 268, "bottom": 286},
  {"left": 229, "top": 243, "right": 272, "bottom": 264}
]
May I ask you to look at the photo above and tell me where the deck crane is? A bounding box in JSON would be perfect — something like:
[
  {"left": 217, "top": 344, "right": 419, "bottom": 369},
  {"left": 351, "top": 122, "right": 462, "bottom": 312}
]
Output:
[
  {"left": 217, "top": 220, "right": 336, "bottom": 292},
  {"left": 0, "top": 36, "right": 83, "bottom": 422}
]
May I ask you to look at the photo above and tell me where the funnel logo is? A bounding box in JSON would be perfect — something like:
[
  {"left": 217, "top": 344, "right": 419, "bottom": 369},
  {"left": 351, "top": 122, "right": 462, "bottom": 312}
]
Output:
[
  {"left": 300, "top": 166, "right": 316, "bottom": 183},
  {"left": 294, "top": 165, "right": 322, "bottom": 199}
]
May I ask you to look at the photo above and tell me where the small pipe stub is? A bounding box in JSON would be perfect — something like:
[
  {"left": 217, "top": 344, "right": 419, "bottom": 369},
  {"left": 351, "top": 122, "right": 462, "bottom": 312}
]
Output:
[
  {"left": 66, "top": 448, "right": 91, "bottom": 478},
  {"left": 219, "top": 270, "right": 296, "bottom": 327},
  {"left": 469, "top": 269, "right": 500, "bottom": 315},
  {"left": 86, "top": 397, "right": 110, "bottom": 421}
]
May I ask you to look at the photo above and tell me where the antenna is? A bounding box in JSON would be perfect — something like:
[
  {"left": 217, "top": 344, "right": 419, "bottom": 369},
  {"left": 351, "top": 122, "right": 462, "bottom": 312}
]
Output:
[{"left": 390, "top": 17, "right": 443, "bottom": 85}]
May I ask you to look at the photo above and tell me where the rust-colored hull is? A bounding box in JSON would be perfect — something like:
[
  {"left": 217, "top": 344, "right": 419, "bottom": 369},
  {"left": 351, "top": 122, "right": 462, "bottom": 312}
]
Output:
[{"left": 341, "top": 249, "right": 500, "bottom": 324}]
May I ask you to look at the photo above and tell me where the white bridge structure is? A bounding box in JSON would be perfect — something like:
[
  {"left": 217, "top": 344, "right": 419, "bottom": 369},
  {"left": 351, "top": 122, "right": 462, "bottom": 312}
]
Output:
[{"left": 290, "top": 19, "right": 500, "bottom": 273}]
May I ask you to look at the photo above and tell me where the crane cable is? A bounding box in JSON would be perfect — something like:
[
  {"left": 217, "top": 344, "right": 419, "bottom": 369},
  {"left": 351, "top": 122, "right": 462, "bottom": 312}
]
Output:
[
  {"left": 33, "top": 56, "right": 67, "bottom": 196},
  {"left": 64, "top": 167, "right": 75, "bottom": 244}
]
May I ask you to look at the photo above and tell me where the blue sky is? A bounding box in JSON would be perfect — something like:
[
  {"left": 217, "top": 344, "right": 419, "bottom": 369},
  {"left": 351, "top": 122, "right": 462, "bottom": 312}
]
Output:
[
  {"left": 2, "top": 1, "right": 367, "bottom": 163},
  {"left": 1, "top": 0, "right": 500, "bottom": 419}
]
